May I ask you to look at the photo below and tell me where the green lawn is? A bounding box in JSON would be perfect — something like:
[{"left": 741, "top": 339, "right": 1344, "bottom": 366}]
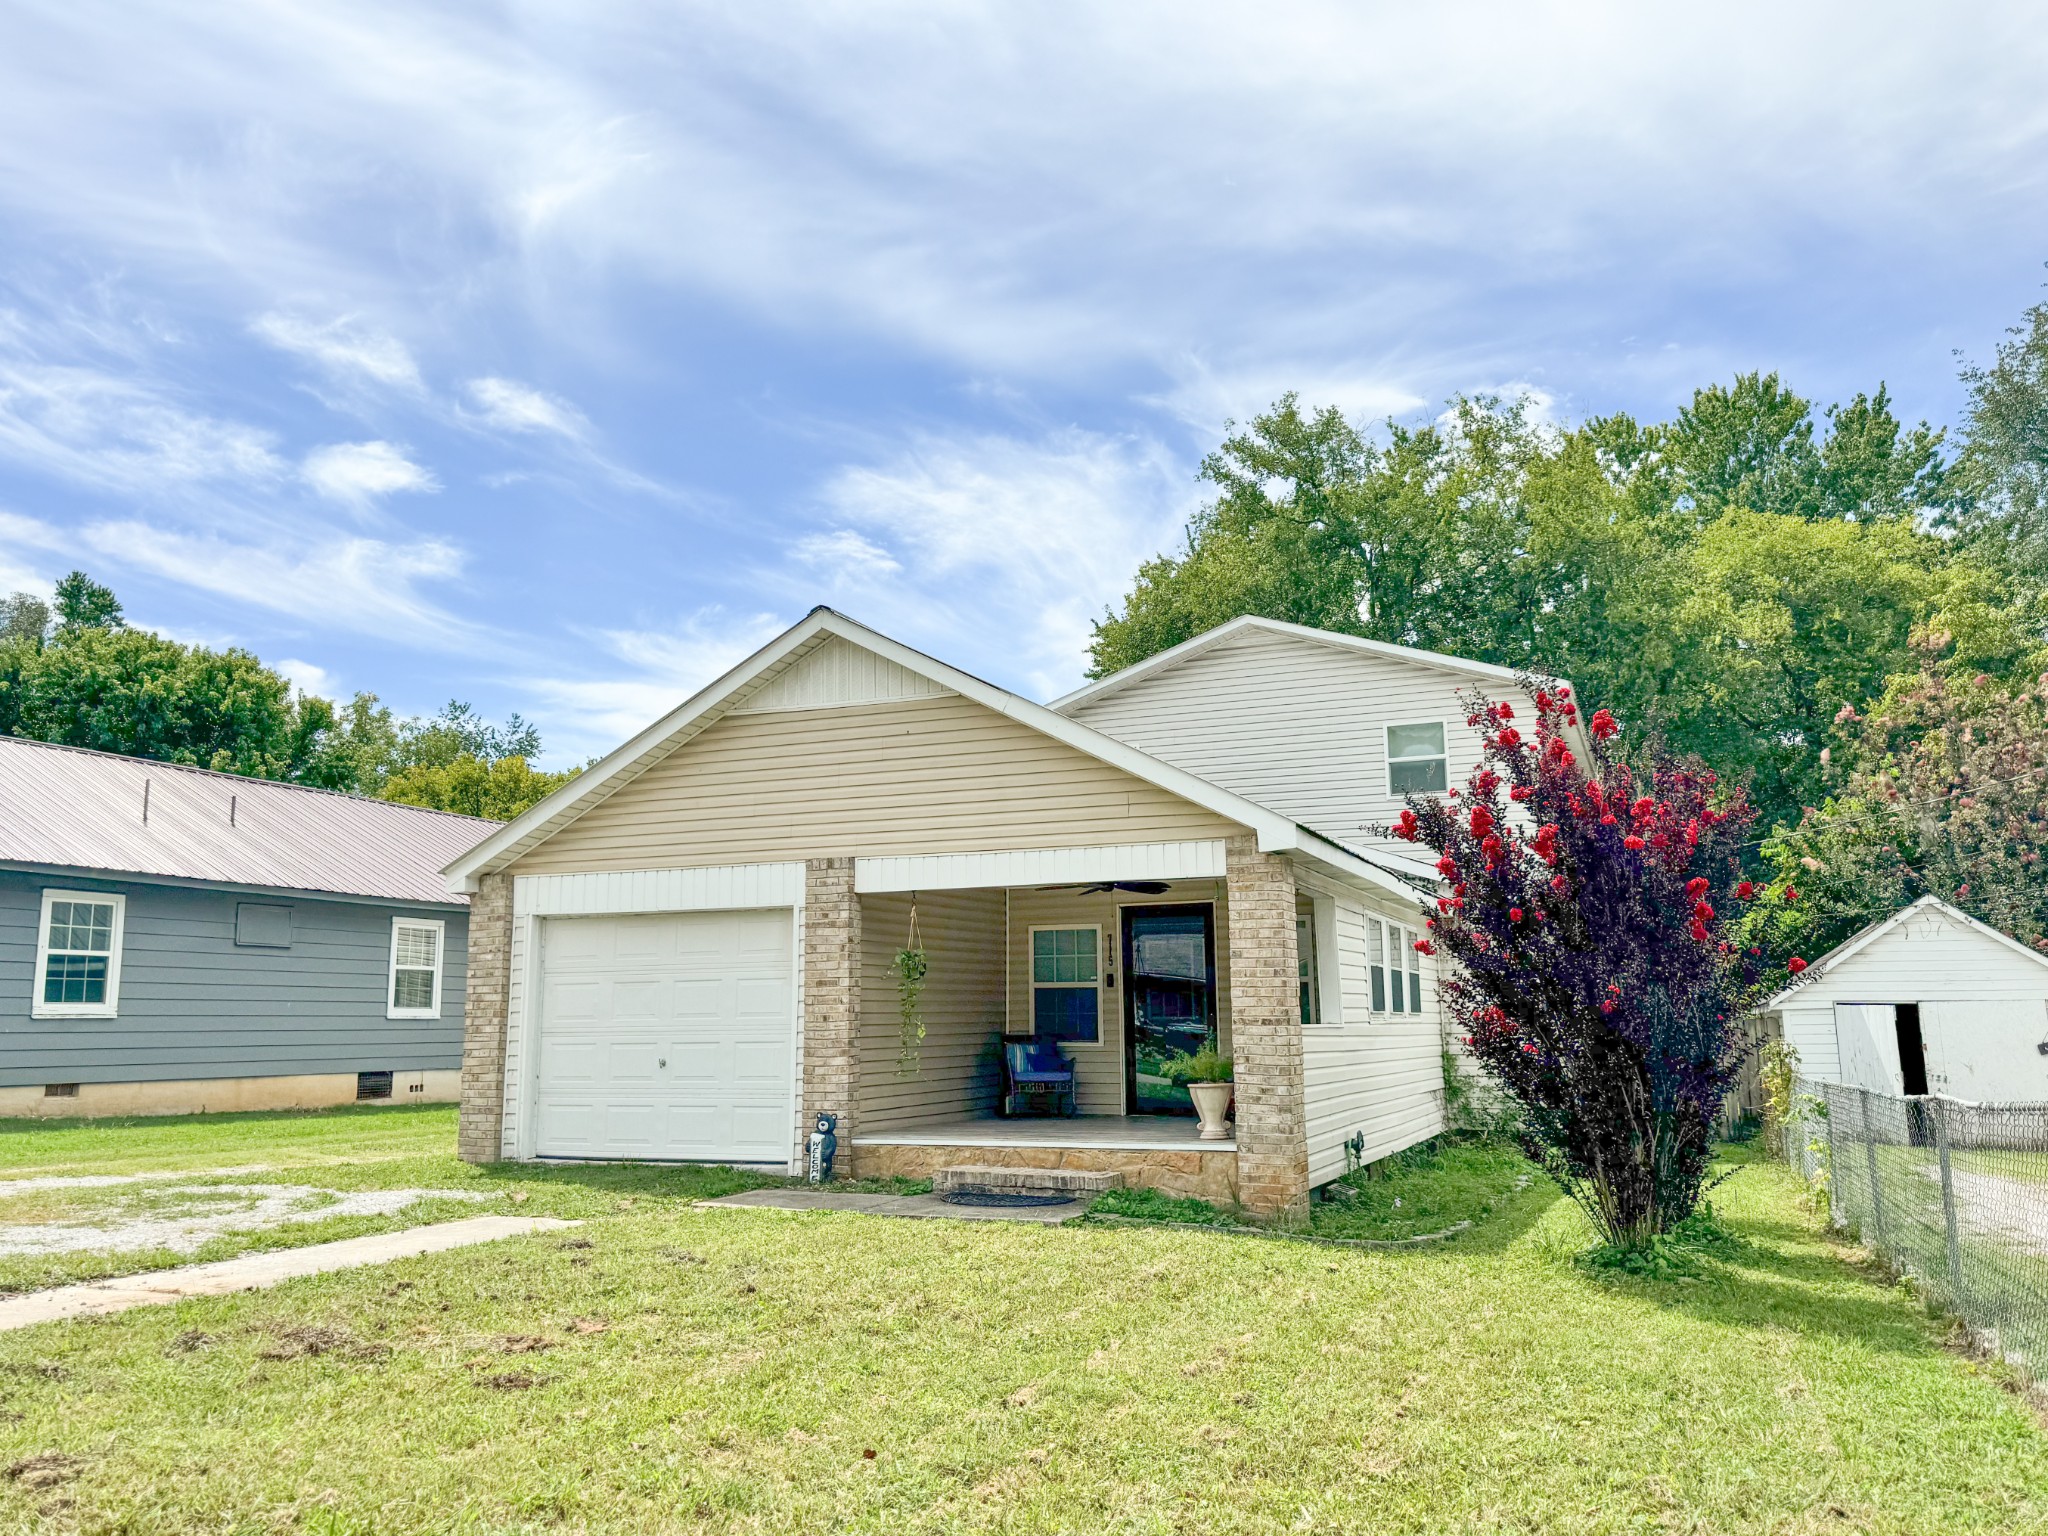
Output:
[{"left": 0, "top": 1112, "right": 2042, "bottom": 1532}]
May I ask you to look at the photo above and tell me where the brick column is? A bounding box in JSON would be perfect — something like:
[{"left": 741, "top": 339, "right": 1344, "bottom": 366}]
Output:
[
  {"left": 1226, "top": 836, "right": 1309, "bottom": 1218},
  {"left": 457, "top": 872, "right": 513, "bottom": 1164},
  {"left": 802, "top": 857, "right": 861, "bottom": 1173}
]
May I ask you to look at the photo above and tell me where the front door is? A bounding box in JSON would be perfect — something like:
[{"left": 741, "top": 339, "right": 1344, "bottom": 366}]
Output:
[{"left": 1121, "top": 904, "right": 1217, "bottom": 1116}]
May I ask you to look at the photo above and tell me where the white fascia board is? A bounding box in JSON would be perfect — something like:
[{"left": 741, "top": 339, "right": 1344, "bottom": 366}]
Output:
[
  {"left": 445, "top": 607, "right": 1302, "bottom": 889},
  {"left": 855, "top": 840, "right": 1228, "bottom": 894},
  {"left": 1288, "top": 828, "right": 1434, "bottom": 907}
]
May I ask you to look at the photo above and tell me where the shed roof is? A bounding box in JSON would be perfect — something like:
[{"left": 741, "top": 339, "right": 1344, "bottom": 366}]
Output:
[
  {"left": 0, "top": 735, "right": 496, "bottom": 905},
  {"left": 1760, "top": 895, "right": 2048, "bottom": 1010}
]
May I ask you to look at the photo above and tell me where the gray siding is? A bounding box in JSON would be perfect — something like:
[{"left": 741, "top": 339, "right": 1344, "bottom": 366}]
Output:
[{"left": 0, "top": 871, "right": 467, "bottom": 1087}]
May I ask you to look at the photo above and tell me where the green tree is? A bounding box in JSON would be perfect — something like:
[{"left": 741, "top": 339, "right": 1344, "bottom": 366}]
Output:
[
  {"left": 1751, "top": 646, "right": 2048, "bottom": 957},
  {"left": 380, "top": 753, "right": 576, "bottom": 820},
  {"left": 1951, "top": 289, "right": 2048, "bottom": 629},
  {"left": 52, "top": 570, "right": 124, "bottom": 635},
  {"left": 0, "top": 592, "right": 50, "bottom": 647}
]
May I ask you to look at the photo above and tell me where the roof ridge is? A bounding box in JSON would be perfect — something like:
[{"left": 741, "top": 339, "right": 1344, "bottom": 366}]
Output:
[{"left": 0, "top": 733, "right": 500, "bottom": 825}]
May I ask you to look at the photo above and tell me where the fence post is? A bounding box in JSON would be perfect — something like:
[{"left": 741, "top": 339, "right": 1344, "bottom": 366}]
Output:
[
  {"left": 1861, "top": 1089, "right": 1887, "bottom": 1255},
  {"left": 1932, "top": 1098, "right": 1966, "bottom": 1308}
]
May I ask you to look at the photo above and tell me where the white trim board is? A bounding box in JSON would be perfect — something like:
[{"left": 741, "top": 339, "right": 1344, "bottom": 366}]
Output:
[
  {"left": 854, "top": 841, "right": 1226, "bottom": 894},
  {"left": 512, "top": 863, "right": 805, "bottom": 918}
]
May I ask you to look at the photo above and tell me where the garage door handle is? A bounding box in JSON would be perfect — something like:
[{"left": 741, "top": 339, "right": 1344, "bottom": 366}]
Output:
[{"left": 658, "top": 1058, "right": 667, "bottom": 1068}]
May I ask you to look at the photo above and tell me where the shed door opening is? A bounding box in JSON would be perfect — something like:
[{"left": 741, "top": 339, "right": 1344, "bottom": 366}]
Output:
[{"left": 1895, "top": 1004, "right": 1929, "bottom": 1097}]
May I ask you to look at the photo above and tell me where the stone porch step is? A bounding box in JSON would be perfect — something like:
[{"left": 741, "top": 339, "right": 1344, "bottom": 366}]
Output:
[{"left": 933, "top": 1165, "right": 1125, "bottom": 1197}]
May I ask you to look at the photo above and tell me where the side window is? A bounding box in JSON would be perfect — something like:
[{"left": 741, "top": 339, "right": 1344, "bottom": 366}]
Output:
[
  {"left": 1386, "top": 722, "right": 1449, "bottom": 795},
  {"left": 387, "top": 917, "right": 446, "bottom": 1019},
  {"left": 34, "top": 891, "right": 126, "bottom": 1019},
  {"left": 1030, "top": 926, "right": 1100, "bottom": 1043},
  {"left": 1366, "top": 915, "right": 1426, "bottom": 1016},
  {"left": 1296, "top": 911, "right": 1321, "bottom": 1027}
]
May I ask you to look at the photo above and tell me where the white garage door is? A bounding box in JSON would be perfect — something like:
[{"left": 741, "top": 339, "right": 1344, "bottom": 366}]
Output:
[{"left": 532, "top": 908, "right": 794, "bottom": 1163}]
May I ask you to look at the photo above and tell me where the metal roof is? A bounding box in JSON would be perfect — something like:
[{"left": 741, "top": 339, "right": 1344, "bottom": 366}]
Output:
[{"left": 0, "top": 736, "right": 498, "bottom": 905}]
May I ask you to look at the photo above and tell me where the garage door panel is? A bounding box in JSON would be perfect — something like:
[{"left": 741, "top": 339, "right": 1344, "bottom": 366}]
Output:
[{"left": 534, "top": 909, "right": 793, "bottom": 1164}]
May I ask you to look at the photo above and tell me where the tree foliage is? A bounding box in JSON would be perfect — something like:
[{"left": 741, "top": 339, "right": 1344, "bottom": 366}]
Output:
[
  {"left": 1091, "top": 371, "right": 2035, "bottom": 837},
  {"left": 1950, "top": 289, "right": 2048, "bottom": 633},
  {"left": 0, "top": 571, "right": 573, "bottom": 819},
  {"left": 1752, "top": 640, "right": 2048, "bottom": 959},
  {"left": 1393, "top": 688, "right": 1785, "bottom": 1249}
]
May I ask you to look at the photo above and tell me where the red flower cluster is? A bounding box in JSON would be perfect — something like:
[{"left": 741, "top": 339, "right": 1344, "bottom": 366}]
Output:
[
  {"left": 1787, "top": 956, "right": 1808, "bottom": 974},
  {"left": 1589, "top": 708, "right": 1619, "bottom": 740},
  {"left": 1394, "top": 808, "right": 1420, "bottom": 842}
]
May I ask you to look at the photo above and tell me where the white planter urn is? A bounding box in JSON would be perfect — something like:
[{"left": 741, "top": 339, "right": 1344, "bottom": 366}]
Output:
[{"left": 1188, "top": 1080, "right": 1234, "bottom": 1141}]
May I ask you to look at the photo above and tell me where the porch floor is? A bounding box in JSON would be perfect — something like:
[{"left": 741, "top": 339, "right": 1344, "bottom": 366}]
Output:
[{"left": 851, "top": 1113, "right": 1230, "bottom": 1152}]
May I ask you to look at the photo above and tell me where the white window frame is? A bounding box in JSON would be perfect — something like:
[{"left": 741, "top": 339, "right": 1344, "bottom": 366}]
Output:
[
  {"left": 32, "top": 889, "right": 126, "bottom": 1020},
  {"left": 386, "top": 916, "right": 446, "bottom": 1020},
  {"left": 1385, "top": 721, "right": 1451, "bottom": 797},
  {"left": 1027, "top": 923, "right": 1105, "bottom": 1048},
  {"left": 1365, "top": 913, "right": 1427, "bottom": 1018}
]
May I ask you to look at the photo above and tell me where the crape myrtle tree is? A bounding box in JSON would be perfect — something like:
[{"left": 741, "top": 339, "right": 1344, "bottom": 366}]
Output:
[{"left": 1390, "top": 686, "right": 1805, "bottom": 1250}]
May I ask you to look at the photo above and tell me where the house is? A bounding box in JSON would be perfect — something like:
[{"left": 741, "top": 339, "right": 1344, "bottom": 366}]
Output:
[
  {"left": 446, "top": 609, "right": 1560, "bottom": 1215},
  {"left": 1756, "top": 896, "right": 2048, "bottom": 1103},
  {"left": 0, "top": 736, "right": 494, "bottom": 1117}
]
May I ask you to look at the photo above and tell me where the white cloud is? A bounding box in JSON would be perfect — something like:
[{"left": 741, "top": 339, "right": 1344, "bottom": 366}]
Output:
[
  {"left": 251, "top": 313, "right": 423, "bottom": 392},
  {"left": 1147, "top": 361, "right": 1427, "bottom": 439},
  {"left": 301, "top": 440, "right": 438, "bottom": 504},
  {"left": 791, "top": 528, "right": 900, "bottom": 578},
  {"left": 0, "top": 359, "right": 287, "bottom": 495},
  {"left": 274, "top": 656, "right": 341, "bottom": 699},
  {"left": 807, "top": 427, "right": 1197, "bottom": 698},
  {"left": 82, "top": 520, "right": 475, "bottom": 646},
  {"left": 524, "top": 608, "right": 788, "bottom": 753},
  {"left": 465, "top": 377, "right": 587, "bottom": 438}
]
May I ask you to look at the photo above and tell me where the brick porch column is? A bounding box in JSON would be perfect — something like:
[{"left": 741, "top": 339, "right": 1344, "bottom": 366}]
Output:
[
  {"left": 457, "top": 871, "right": 512, "bottom": 1164},
  {"left": 802, "top": 857, "right": 861, "bottom": 1172},
  {"left": 1226, "top": 836, "right": 1309, "bottom": 1218}
]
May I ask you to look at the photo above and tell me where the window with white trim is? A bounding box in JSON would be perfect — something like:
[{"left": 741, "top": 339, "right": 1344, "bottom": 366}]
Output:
[
  {"left": 1296, "top": 910, "right": 1321, "bottom": 1027},
  {"left": 1386, "top": 722, "right": 1449, "bottom": 795},
  {"left": 387, "top": 917, "right": 445, "bottom": 1019},
  {"left": 1366, "top": 915, "right": 1425, "bottom": 1017},
  {"left": 33, "top": 891, "right": 125, "bottom": 1019},
  {"left": 1030, "top": 925, "right": 1101, "bottom": 1043}
]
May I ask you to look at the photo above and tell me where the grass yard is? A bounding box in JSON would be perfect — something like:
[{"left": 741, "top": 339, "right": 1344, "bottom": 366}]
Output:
[{"left": 0, "top": 1114, "right": 2042, "bottom": 1532}]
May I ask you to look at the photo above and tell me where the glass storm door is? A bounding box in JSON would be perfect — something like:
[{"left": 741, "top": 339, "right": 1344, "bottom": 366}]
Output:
[{"left": 1121, "top": 905, "right": 1216, "bottom": 1116}]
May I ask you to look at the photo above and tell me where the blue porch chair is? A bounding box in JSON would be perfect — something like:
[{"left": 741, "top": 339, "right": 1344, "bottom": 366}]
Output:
[{"left": 1002, "top": 1038, "right": 1077, "bottom": 1118}]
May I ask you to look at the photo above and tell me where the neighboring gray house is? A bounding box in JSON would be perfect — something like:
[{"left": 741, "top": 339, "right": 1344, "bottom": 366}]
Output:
[{"left": 0, "top": 736, "right": 498, "bottom": 1118}]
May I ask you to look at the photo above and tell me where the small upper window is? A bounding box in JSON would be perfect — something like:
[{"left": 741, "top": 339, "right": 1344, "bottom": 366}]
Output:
[
  {"left": 1030, "top": 926, "right": 1100, "bottom": 1042},
  {"left": 1386, "top": 723, "right": 1449, "bottom": 795},
  {"left": 34, "top": 891, "right": 125, "bottom": 1019},
  {"left": 387, "top": 918, "right": 445, "bottom": 1019}
]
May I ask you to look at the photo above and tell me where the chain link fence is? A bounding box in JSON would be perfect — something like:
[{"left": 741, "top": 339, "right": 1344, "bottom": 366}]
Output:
[{"left": 1781, "top": 1076, "right": 2048, "bottom": 1385}]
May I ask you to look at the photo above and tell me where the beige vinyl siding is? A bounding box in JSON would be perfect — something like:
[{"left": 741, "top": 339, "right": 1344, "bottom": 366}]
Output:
[
  {"left": 855, "top": 890, "right": 1006, "bottom": 1131},
  {"left": 1063, "top": 626, "right": 1495, "bottom": 856},
  {"left": 1003, "top": 881, "right": 1233, "bottom": 1116},
  {"left": 1300, "top": 875, "right": 1445, "bottom": 1185},
  {"left": 508, "top": 692, "right": 1245, "bottom": 875}
]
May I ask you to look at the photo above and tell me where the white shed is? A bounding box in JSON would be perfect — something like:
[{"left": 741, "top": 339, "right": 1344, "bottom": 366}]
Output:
[{"left": 1758, "top": 897, "right": 2048, "bottom": 1102}]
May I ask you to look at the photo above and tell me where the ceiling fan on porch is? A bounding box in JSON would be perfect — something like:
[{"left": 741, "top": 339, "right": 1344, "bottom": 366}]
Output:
[{"left": 1032, "top": 881, "right": 1172, "bottom": 895}]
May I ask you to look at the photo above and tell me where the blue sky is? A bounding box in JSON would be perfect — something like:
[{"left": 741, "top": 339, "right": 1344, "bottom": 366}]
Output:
[{"left": 2, "top": 3, "right": 2045, "bottom": 764}]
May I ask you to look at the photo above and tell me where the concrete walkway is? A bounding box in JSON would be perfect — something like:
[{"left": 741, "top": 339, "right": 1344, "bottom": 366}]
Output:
[
  {"left": 0, "top": 1215, "right": 576, "bottom": 1331},
  {"left": 698, "top": 1188, "right": 1085, "bottom": 1224}
]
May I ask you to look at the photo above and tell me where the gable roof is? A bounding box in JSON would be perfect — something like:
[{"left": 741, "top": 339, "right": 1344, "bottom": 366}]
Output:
[
  {"left": 0, "top": 735, "right": 494, "bottom": 905},
  {"left": 443, "top": 607, "right": 1427, "bottom": 904},
  {"left": 1760, "top": 895, "right": 2048, "bottom": 1009},
  {"left": 1050, "top": 614, "right": 1558, "bottom": 715}
]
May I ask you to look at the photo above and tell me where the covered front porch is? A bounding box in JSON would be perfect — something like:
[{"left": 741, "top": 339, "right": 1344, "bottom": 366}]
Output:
[{"left": 804, "top": 836, "right": 1309, "bottom": 1211}]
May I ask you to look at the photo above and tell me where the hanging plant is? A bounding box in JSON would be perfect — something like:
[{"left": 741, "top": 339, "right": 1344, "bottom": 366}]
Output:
[{"left": 895, "top": 900, "right": 928, "bottom": 1078}]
